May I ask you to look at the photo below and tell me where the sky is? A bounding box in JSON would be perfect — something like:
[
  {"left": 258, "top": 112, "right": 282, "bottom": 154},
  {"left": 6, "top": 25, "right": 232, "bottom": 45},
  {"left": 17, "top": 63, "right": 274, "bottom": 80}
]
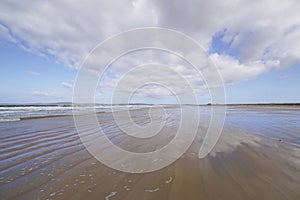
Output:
[{"left": 0, "top": 0, "right": 299, "bottom": 104}]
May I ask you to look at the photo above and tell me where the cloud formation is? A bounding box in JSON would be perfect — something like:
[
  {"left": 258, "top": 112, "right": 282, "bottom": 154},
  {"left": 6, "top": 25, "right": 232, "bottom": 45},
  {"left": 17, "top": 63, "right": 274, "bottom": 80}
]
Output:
[
  {"left": 32, "top": 91, "right": 56, "bottom": 97},
  {"left": 61, "top": 81, "right": 73, "bottom": 90},
  {"left": 0, "top": 0, "right": 299, "bottom": 101},
  {"left": 25, "top": 70, "right": 40, "bottom": 76}
]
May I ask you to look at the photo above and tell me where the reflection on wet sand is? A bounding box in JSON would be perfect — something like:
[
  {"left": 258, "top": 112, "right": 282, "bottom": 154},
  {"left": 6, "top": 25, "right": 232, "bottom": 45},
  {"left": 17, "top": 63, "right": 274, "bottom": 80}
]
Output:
[{"left": 0, "top": 106, "right": 299, "bottom": 200}]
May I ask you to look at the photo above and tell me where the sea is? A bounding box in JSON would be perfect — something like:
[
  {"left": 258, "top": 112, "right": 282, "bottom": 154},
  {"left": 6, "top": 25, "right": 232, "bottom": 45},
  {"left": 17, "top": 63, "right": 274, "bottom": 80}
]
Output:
[{"left": 0, "top": 104, "right": 150, "bottom": 122}]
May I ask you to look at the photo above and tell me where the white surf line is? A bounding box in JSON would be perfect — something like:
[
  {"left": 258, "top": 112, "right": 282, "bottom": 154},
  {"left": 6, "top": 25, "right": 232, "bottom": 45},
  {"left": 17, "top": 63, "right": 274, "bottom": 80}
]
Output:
[
  {"left": 105, "top": 191, "right": 117, "bottom": 200},
  {"left": 0, "top": 118, "right": 20, "bottom": 122},
  {"left": 144, "top": 187, "right": 160, "bottom": 193},
  {"left": 165, "top": 177, "right": 173, "bottom": 184}
]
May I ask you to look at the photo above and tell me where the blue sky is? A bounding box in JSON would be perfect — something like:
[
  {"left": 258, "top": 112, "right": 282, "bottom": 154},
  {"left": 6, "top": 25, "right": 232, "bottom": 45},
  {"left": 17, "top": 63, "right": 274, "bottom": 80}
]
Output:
[
  {"left": 0, "top": 42, "right": 76, "bottom": 103},
  {"left": 0, "top": 0, "right": 299, "bottom": 104},
  {"left": 1, "top": 36, "right": 299, "bottom": 104},
  {"left": 225, "top": 65, "right": 300, "bottom": 103}
]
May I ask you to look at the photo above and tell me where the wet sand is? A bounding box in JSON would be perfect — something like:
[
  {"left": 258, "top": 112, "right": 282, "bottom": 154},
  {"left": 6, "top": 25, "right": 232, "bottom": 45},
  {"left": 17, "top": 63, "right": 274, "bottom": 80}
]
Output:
[{"left": 0, "top": 106, "right": 300, "bottom": 200}]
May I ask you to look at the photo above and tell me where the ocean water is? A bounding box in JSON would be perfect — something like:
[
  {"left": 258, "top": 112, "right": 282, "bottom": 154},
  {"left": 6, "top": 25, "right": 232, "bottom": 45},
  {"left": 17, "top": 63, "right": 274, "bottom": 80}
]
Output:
[
  {"left": 224, "top": 106, "right": 300, "bottom": 145},
  {"left": 0, "top": 104, "right": 150, "bottom": 122},
  {"left": 1, "top": 104, "right": 299, "bottom": 145}
]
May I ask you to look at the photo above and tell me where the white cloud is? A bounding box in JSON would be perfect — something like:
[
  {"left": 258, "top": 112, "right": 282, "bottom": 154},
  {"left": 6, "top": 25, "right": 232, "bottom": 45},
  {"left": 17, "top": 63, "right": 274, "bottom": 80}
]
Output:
[
  {"left": 0, "top": 24, "right": 16, "bottom": 43},
  {"left": 1, "top": 0, "right": 299, "bottom": 69},
  {"left": 134, "top": 84, "right": 173, "bottom": 99},
  {"left": 32, "top": 91, "right": 56, "bottom": 97},
  {"left": 1, "top": 0, "right": 300, "bottom": 101},
  {"left": 25, "top": 70, "right": 40, "bottom": 76},
  {"left": 94, "top": 49, "right": 207, "bottom": 102},
  {"left": 210, "top": 53, "right": 270, "bottom": 85},
  {"left": 0, "top": 0, "right": 157, "bottom": 68},
  {"left": 61, "top": 81, "right": 73, "bottom": 90}
]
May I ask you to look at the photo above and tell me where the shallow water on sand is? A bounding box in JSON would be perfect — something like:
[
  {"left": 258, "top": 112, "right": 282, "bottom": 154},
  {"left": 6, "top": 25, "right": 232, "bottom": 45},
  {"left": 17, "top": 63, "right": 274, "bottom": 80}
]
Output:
[
  {"left": 224, "top": 105, "right": 300, "bottom": 144},
  {"left": 0, "top": 105, "right": 299, "bottom": 200}
]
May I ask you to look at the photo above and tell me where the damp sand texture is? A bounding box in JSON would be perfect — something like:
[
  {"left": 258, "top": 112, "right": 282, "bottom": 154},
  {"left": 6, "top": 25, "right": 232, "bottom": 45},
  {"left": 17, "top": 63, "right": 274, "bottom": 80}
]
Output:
[{"left": 0, "top": 105, "right": 300, "bottom": 200}]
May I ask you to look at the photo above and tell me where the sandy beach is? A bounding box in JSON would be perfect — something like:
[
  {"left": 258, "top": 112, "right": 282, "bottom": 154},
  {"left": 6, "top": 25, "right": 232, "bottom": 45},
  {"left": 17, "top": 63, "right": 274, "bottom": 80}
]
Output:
[
  {"left": 0, "top": 105, "right": 300, "bottom": 200},
  {"left": 1, "top": 0, "right": 300, "bottom": 199}
]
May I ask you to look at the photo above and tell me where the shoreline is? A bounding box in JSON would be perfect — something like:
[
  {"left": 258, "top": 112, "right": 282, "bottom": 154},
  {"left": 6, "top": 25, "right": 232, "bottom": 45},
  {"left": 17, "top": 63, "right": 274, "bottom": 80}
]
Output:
[
  {"left": 0, "top": 106, "right": 299, "bottom": 199},
  {"left": 1, "top": 102, "right": 300, "bottom": 107}
]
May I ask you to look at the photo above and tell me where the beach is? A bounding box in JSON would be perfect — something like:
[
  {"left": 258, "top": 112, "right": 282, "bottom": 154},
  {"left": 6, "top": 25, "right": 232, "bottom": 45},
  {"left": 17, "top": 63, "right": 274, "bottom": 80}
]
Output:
[{"left": 0, "top": 105, "right": 300, "bottom": 200}]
